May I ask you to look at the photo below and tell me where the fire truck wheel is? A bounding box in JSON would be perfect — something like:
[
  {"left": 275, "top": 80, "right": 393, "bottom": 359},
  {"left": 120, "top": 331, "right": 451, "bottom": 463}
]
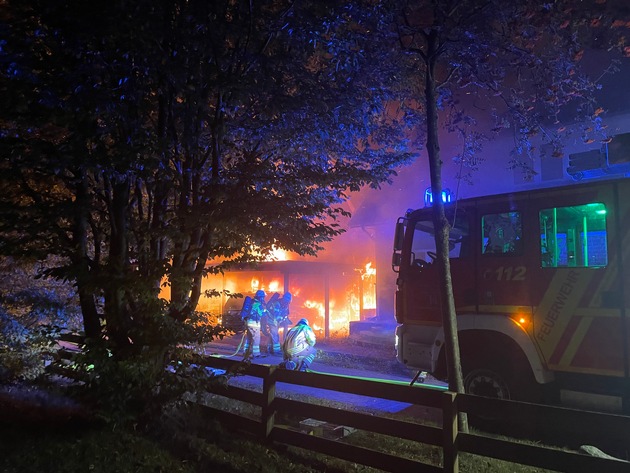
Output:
[
  {"left": 458, "top": 332, "right": 541, "bottom": 404},
  {"left": 464, "top": 368, "right": 511, "bottom": 400}
]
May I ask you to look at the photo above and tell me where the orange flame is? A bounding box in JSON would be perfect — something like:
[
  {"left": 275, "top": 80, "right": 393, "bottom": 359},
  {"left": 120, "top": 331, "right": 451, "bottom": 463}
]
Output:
[
  {"left": 360, "top": 262, "right": 377, "bottom": 310},
  {"left": 268, "top": 247, "right": 289, "bottom": 261},
  {"left": 303, "top": 298, "right": 358, "bottom": 336},
  {"left": 191, "top": 259, "right": 379, "bottom": 338},
  {"left": 361, "top": 262, "right": 376, "bottom": 279},
  {"left": 304, "top": 299, "right": 325, "bottom": 316}
]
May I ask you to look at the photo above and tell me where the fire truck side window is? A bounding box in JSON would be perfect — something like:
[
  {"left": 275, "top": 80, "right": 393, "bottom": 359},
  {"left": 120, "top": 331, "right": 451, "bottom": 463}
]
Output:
[
  {"left": 481, "top": 212, "right": 522, "bottom": 255},
  {"left": 539, "top": 203, "right": 608, "bottom": 268}
]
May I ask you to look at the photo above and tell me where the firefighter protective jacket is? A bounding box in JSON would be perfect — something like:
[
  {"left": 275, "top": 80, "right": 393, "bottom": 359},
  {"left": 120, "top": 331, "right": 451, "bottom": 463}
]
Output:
[{"left": 283, "top": 323, "right": 316, "bottom": 357}]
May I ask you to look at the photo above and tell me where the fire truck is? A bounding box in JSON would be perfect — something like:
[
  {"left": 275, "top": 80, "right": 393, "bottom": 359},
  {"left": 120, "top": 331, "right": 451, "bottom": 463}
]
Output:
[{"left": 392, "top": 178, "right": 630, "bottom": 413}]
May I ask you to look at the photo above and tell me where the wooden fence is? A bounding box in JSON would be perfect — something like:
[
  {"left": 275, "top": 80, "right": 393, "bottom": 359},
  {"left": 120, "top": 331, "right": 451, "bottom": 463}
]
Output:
[
  {"left": 51, "top": 337, "right": 630, "bottom": 472},
  {"left": 196, "top": 355, "right": 630, "bottom": 473}
]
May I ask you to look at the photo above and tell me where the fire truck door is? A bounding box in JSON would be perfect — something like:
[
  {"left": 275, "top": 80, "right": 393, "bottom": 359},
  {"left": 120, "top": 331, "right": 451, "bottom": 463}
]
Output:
[
  {"left": 401, "top": 211, "right": 472, "bottom": 325},
  {"left": 529, "top": 185, "right": 628, "bottom": 378}
]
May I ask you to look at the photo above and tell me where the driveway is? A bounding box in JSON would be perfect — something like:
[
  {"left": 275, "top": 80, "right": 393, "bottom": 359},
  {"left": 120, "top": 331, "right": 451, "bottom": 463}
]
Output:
[{"left": 202, "top": 332, "right": 448, "bottom": 417}]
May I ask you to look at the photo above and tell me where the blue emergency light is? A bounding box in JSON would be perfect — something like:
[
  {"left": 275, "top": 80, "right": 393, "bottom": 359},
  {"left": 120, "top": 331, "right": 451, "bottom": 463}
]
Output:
[{"left": 424, "top": 187, "right": 452, "bottom": 207}]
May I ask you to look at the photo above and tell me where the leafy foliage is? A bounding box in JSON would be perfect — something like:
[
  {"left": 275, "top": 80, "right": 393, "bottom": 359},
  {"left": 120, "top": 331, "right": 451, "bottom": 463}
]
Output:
[
  {"left": 397, "top": 0, "right": 630, "bottom": 176},
  {"left": 65, "top": 310, "right": 231, "bottom": 425},
  {"left": 0, "top": 0, "right": 415, "bottom": 420},
  {"left": 0, "top": 256, "right": 79, "bottom": 381},
  {"left": 0, "top": 0, "right": 414, "bottom": 346},
  {"left": 0, "top": 308, "right": 57, "bottom": 383}
]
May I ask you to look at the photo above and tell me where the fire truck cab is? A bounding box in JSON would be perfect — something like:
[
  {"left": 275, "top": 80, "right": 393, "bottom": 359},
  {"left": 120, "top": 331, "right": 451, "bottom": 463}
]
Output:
[{"left": 393, "top": 178, "right": 630, "bottom": 412}]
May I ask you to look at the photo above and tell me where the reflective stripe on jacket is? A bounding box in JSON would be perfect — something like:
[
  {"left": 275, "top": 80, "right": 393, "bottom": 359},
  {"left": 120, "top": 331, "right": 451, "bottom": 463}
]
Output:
[
  {"left": 283, "top": 324, "right": 316, "bottom": 357},
  {"left": 249, "top": 299, "right": 265, "bottom": 322}
]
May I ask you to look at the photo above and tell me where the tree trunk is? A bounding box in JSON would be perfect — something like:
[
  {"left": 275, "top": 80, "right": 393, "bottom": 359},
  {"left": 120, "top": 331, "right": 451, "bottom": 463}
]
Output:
[
  {"left": 169, "top": 227, "right": 206, "bottom": 322},
  {"left": 423, "top": 31, "right": 468, "bottom": 432},
  {"left": 104, "top": 177, "right": 132, "bottom": 353},
  {"left": 73, "top": 171, "right": 100, "bottom": 339},
  {"left": 184, "top": 248, "right": 209, "bottom": 316}
]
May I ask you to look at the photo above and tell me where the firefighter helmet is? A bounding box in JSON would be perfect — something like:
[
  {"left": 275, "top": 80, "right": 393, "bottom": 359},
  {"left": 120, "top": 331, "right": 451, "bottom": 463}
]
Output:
[
  {"left": 297, "top": 318, "right": 308, "bottom": 326},
  {"left": 283, "top": 292, "right": 292, "bottom": 302},
  {"left": 255, "top": 289, "right": 266, "bottom": 299}
]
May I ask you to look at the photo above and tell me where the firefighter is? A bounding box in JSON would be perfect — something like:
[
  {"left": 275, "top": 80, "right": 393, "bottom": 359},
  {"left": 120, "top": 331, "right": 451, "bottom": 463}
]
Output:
[
  {"left": 263, "top": 292, "right": 292, "bottom": 354},
  {"left": 261, "top": 298, "right": 280, "bottom": 355},
  {"left": 280, "top": 318, "right": 316, "bottom": 372},
  {"left": 277, "top": 292, "right": 293, "bottom": 343},
  {"left": 243, "top": 289, "right": 266, "bottom": 358}
]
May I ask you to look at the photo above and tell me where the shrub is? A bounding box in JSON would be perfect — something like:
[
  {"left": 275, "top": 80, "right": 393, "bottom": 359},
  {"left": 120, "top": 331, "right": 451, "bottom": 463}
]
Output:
[{"left": 0, "top": 309, "right": 59, "bottom": 382}]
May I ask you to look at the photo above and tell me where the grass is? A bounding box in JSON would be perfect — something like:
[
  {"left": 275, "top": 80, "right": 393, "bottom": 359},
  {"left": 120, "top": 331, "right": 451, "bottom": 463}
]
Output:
[
  {"left": 0, "top": 410, "right": 384, "bottom": 473},
  {"left": 0, "top": 424, "right": 194, "bottom": 473}
]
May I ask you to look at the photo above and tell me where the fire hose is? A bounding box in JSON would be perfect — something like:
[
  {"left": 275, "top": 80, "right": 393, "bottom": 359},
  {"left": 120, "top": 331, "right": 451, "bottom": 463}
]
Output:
[
  {"left": 228, "top": 331, "right": 247, "bottom": 358},
  {"left": 209, "top": 330, "right": 252, "bottom": 359}
]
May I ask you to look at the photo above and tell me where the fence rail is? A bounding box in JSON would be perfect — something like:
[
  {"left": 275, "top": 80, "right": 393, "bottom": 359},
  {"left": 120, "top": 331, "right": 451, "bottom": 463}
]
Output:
[{"left": 198, "top": 354, "right": 630, "bottom": 473}]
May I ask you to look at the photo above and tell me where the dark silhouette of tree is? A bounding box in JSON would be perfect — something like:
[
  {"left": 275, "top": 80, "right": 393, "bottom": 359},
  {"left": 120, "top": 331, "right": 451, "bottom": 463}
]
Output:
[{"left": 0, "top": 0, "right": 415, "bottom": 362}]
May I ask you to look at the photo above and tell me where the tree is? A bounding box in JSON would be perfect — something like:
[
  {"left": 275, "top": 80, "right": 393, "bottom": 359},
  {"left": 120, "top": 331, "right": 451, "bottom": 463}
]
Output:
[
  {"left": 0, "top": 0, "right": 415, "bottom": 376},
  {"left": 387, "top": 0, "right": 630, "bottom": 430}
]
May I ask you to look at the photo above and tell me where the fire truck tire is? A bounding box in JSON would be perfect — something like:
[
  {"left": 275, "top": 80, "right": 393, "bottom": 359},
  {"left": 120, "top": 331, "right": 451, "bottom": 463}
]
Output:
[
  {"left": 462, "top": 359, "right": 541, "bottom": 403},
  {"left": 459, "top": 332, "right": 542, "bottom": 404},
  {"left": 464, "top": 368, "right": 511, "bottom": 400}
]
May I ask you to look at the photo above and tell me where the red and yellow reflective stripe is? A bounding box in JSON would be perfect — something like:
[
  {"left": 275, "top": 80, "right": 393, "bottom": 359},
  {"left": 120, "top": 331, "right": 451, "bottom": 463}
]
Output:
[{"left": 533, "top": 269, "right": 593, "bottom": 362}]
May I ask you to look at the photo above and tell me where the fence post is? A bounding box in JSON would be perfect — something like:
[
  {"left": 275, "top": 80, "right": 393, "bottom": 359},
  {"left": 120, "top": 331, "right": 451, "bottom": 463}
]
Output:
[
  {"left": 261, "top": 365, "right": 277, "bottom": 440},
  {"left": 442, "top": 391, "right": 459, "bottom": 473}
]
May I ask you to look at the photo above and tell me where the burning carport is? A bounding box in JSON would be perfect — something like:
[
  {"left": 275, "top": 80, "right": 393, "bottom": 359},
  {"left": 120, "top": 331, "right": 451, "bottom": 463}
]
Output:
[{"left": 199, "top": 260, "right": 376, "bottom": 339}]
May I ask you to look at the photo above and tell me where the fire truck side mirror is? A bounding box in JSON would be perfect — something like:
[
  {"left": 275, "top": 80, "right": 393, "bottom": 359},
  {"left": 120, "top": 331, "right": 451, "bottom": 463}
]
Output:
[
  {"left": 391, "top": 252, "right": 402, "bottom": 272},
  {"left": 393, "top": 221, "right": 405, "bottom": 251},
  {"left": 392, "top": 220, "right": 405, "bottom": 272}
]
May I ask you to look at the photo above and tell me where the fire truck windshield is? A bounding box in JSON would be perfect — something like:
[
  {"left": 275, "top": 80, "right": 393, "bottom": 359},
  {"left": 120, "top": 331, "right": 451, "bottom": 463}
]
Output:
[{"left": 410, "top": 213, "right": 468, "bottom": 264}]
